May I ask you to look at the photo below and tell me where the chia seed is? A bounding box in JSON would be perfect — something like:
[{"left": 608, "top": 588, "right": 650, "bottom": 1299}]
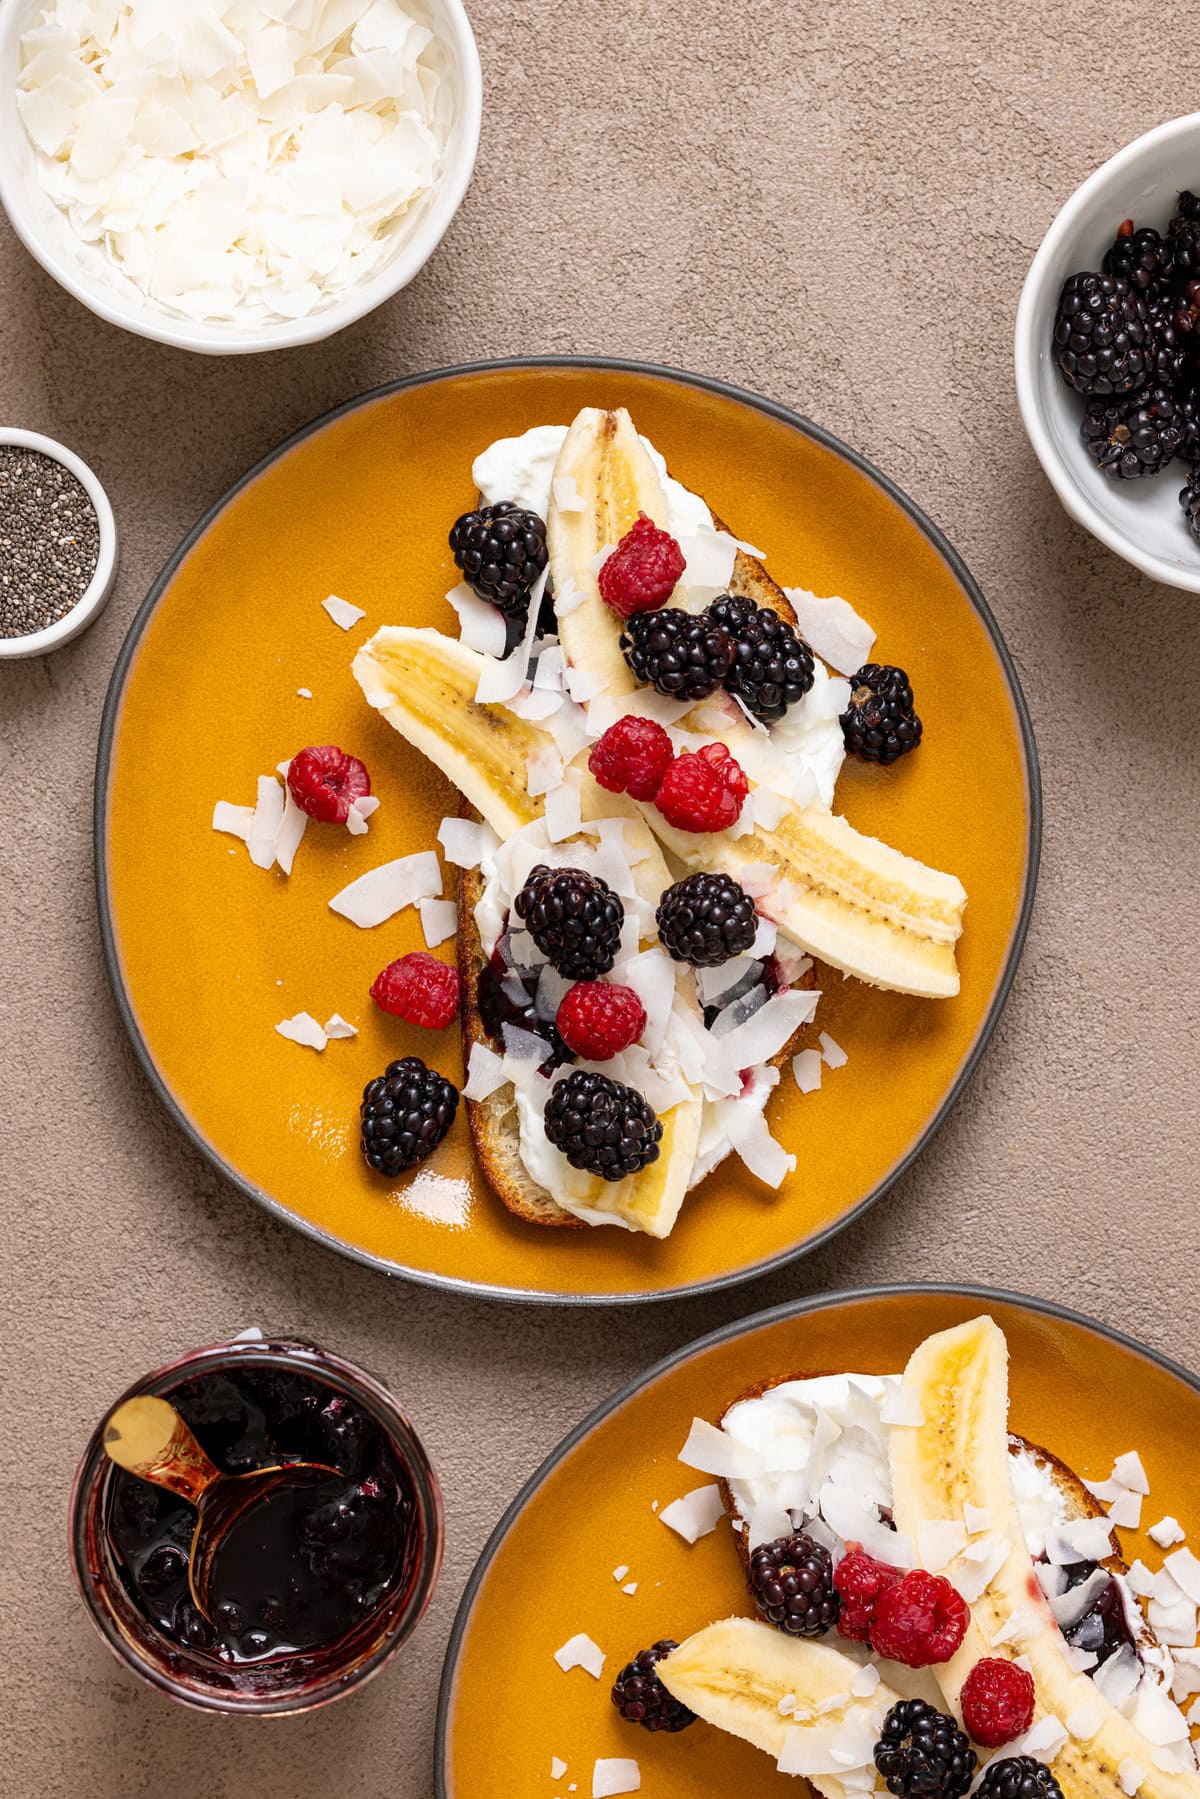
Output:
[{"left": 0, "top": 445, "right": 101, "bottom": 638}]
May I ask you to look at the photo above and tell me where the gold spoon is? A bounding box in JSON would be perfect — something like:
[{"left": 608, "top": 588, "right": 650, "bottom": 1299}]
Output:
[{"left": 103, "top": 1395, "right": 339, "bottom": 1625}]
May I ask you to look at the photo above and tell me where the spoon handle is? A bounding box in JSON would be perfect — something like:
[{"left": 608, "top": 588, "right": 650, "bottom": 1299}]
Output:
[{"left": 103, "top": 1396, "right": 222, "bottom": 1506}]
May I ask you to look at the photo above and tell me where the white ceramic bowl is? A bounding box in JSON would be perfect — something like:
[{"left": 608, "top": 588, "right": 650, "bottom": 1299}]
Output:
[
  {"left": 1015, "top": 113, "right": 1200, "bottom": 593},
  {"left": 0, "top": 0, "right": 481, "bottom": 356},
  {"left": 0, "top": 428, "right": 118, "bottom": 659}
]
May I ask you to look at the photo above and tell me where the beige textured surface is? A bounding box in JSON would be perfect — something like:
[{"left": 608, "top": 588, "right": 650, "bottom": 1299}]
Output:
[{"left": 3, "top": 1, "right": 1200, "bottom": 1791}]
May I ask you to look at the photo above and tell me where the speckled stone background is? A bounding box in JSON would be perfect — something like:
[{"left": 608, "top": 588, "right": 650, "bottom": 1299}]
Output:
[{"left": 3, "top": 1, "right": 1200, "bottom": 1791}]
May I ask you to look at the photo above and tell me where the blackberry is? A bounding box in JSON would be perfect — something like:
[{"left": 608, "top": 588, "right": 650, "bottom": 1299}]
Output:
[
  {"left": 1148, "top": 295, "right": 1190, "bottom": 387},
  {"left": 873, "top": 1700, "right": 977, "bottom": 1799},
  {"left": 1081, "top": 386, "right": 1184, "bottom": 479},
  {"left": 748, "top": 1532, "right": 839, "bottom": 1638},
  {"left": 1168, "top": 190, "right": 1200, "bottom": 284},
  {"left": 841, "top": 664, "right": 922, "bottom": 764},
  {"left": 705, "top": 592, "right": 815, "bottom": 723},
  {"left": 1103, "top": 220, "right": 1175, "bottom": 299},
  {"left": 449, "top": 501, "right": 548, "bottom": 618},
  {"left": 976, "top": 1758, "right": 1063, "bottom": 1799},
  {"left": 657, "top": 871, "right": 758, "bottom": 967},
  {"left": 1181, "top": 468, "right": 1200, "bottom": 543},
  {"left": 514, "top": 865, "right": 624, "bottom": 981},
  {"left": 360, "top": 1057, "right": 459, "bottom": 1177},
  {"left": 543, "top": 1069, "right": 662, "bottom": 1181},
  {"left": 1051, "top": 272, "right": 1157, "bottom": 396},
  {"left": 611, "top": 1640, "right": 696, "bottom": 1733},
  {"left": 619, "top": 607, "right": 734, "bottom": 700}
]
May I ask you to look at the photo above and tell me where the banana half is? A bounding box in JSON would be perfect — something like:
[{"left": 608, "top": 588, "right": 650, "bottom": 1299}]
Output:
[
  {"left": 659, "top": 1616, "right": 897, "bottom": 1793},
  {"left": 890, "top": 1318, "right": 1200, "bottom": 1799},
  {"left": 543, "top": 408, "right": 967, "bottom": 999}
]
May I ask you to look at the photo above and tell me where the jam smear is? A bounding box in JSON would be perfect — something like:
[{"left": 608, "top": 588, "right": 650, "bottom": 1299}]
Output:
[
  {"left": 106, "top": 1367, "right": 415, "bottom": 1664},
  {"left": 1058, "top": 1560, "right": 1137, "bottom": 1664},
  {"left": 477, "top": 942, "right": 573, "bottom": 1074}
]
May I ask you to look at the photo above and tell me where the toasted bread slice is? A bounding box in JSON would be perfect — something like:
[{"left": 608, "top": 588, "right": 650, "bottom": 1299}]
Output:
[
  {"left": 715, "top": 1372, "right": 1167, "bottom": 1673},
  {"left": 457, "top": 864, "right": 819, "bottom": 1229},
  {"left": 455, "top": 510, "right": 812, "bottom": 1232}
]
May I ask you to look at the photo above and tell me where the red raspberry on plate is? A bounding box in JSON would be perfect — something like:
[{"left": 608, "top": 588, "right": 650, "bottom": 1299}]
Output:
[
  {"left": 870, "top": 1568, "right": 971, "bottom": 1668},
  {"left": 556, "top": 982, "right": 647, "bottom": 1059},
  {"left": 589, "top": 716, "right": 674, "bottom": 801},
  {"left": 598, "top": 513, "right": 687, "bottom": 618},
  {"left": 287, "top": 745, "right": 371, "bottom": 824},
  {"left": 654, "top": 741, "right": 748, "bottom": 833},
  {"left": 833, "top": 1544, "right": 903, "bottom": 1643},
  {"left": 960, "top": 1657, "right": 1036, "bottom": 1746},
  {"left": 371, "top": 953, "right": 460, "bottom": 1030}
]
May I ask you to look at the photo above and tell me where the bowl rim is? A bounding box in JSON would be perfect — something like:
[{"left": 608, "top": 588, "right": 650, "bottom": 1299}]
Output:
[
  {"left": 1014, "top": 109, "right": 1200, "bottom": 594},
  {"left": 92, "top": 354, "right": 1043, "bottom": 1309},
  {"left": 432, "top": 1278, "right": 1200, "bottom": 1793},
  {"left": 0, "top": 0, "right": 483, "bottom": 356},
  {"left": 0, "top": 426, "right": 118, "bottom": 657}
]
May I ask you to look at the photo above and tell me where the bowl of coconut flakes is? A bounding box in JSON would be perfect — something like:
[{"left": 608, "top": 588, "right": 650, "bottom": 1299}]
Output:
[{"left": 0, "top": 0, "right": 481, "bottom": 354}]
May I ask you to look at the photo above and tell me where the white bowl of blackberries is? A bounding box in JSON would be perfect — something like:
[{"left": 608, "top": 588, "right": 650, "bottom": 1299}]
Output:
[{"left": 1015, "top": 115, "right": 1200, "bottom": 592}]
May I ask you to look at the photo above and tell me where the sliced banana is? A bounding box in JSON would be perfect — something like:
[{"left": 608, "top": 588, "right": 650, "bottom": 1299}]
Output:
[
  {"left": 889, "top": 1317, "right": 1200, "bottom": 1799},
  {"left": 659, "top": 1616, "right": 897, "bottom": 1792}
]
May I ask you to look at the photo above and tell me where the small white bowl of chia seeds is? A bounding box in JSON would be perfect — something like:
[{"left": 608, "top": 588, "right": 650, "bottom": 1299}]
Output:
[{"left": 0, "top": 428, "right": 117, "bottom": 658}]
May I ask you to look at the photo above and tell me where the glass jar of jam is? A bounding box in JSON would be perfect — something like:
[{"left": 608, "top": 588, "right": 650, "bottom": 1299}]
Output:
[{"left": 69, "top": 1335, "right": 443, "bottom": 1713}]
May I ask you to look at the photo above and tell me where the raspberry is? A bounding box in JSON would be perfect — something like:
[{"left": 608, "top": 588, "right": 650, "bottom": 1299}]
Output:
[
  {"left": 287, "top": 745, "right": 371, "bottom": 823},
  {"left": 370, "top": 953, "right": 460, "bottom": 1030},
  {"left": 588, "top": 715, "right": 674, "bottom": 801},
  {"left": 598, "top": 513, "right": 686, "bottom": 618},
  {"left": 870, "top": 1569, "right": 970, "bottom": 1669},
  {"left": 556, "top": 982, "right": 647, "bottom": 1060},
  {"left": 833, "top": 1545, "right": 903, "bottom": 1643},
  {"left": 653, "top": 742, "right": 748, "bottom": 833},
  {"left": 960, "top": 1658, "right": 1036, "bottom": 1748}
]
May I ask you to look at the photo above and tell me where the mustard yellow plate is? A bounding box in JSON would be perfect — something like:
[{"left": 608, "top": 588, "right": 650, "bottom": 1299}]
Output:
[
  {"left": 96, "top": 361, "right": 1039, "bottom": 1303},
  {"left": 436, "top": 1284, "right": 1200, "bottom": 1795}
]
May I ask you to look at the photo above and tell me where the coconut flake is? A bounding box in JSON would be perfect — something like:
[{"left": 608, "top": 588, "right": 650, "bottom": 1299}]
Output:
[
  {"left": 622, "top": 1581, "right": 638, "bottom": 1596},
  {"left": 1149, "top": 1517, "right": 1186, "bottom": 1548},
  {"left": 297, "top": 687, "right": 313, "bottom": 699},
  {"left": 658, "top": 1485, "right": 725, "bottom": 1544},
  {"left": 1112, "top": 1451, "right": 1150, "bottom": 1495},
  {"left": 818, "top": 1482, "right": 913, "bottom": 1567},
  {"left": 784, "top": 587, "right": 876, "bottom": 674},
  {"left": 1127, "top": 1560, "right": 1158, "bottom": 1599},
  {"left": 463, "top": 1042, "right": 506, "bottom": 1102},
  {"left": 445, "top": 582, "right": 508, "bottom": 658},
  {"left": 791, "top": 1048, "right": 823, "bottom": 1094},
  {"left": 1132, "top": 1683, "right": 1191, "bottom": 1745},
  {"left": 276, "top": 1012, "right": 326, "bottom": 1050},
  {"left": 1013, "top": 1715, "right": 1069, "bottom": 1762},
  {"left": 879, "top": 1387, "right": 925, "bottom": 1427},
  {"left": 527, "top": 742, "right": 564, "bottom": 798},
  {"left": 345, "top": 793, "right": 377, "bottom": 837},
  {"left": 544, "top": 780, "right": 583, "bottom": 842},
  {"left": 678, "top": 1417, "right": 762, "bottom": 1480},
  {"left": 916, "top": 1521, "right": 967, "bottom": 1571},
  {"left": 554, "top": 1633, "right": 605, "bottom": 1679},
  {"left": 246, "top": 774, "right": 286, "bottom": 869},
  {"left": 322, "top": 594, "right": 366, "bottom": 631},
  {"left": 1064, "top": 1699, "right": 1105, "bottom": 1742},
  {"left": 212, "top": 800, "right": 254, "bottom": 840},
  {"left": 274, "top": 764, "right": 309, "bottom": 873},
  {"left": 612, "top": 1566, "right": 629, "bottom": 1583},
  {"left": 716, "top": 1093, "right": 794, "bottom": 1188},
  {"left": 1045, "top": 1518, "right": 1115, "bottom": 1565},
  {"left": 964, "top": 1503, "right": 995, "bottom": 1535},
  {"left": 819, "top": 1031, "right": 848, "bottom": 1069},
  {"left": 552, "top": 1759, "right": 568, "bottom": 1782},
  {"left": 990, "top": 1604, "right": 1045, "bottom": 1648},
  {"left": 852, "top": 1665, "right": 881, "bottom": 1697},
  {"left": 323, "top": 1014, "right": 356, "bottom": 1039},
  {"left": 954, "top": 1534, "right": 1010, "bottom": 1602},
  {"left": 552, "top": 475, "right": 585, "bottom": 513},
  {"left": 621, "top": 949, "right": 677, "bottom": 1058},
  {"left": 1108, "top": 1490, "right": 1144, "bottom": 1530},
  {"left": 437, "top": 816, "right": 500, "bottom": 870},
  {"left": 1050, "top": 1568, "right": 1109, "bottom": 1630},
  {"left": 329, "top": 851, "right": 441, "bottom": 927},
  {"left": 592, "top": 1759, "right": 640, "bottom": 1798},
  {"left": 1164, "top": 1548, "right": 1200, "bottom": 1605},
  {"left": 1093, "top": 1646, "right": 1140, "bottom": 1709},
  {"left": 1119, "top": 1761, "right": 1146, "bottom": 1796},
  {"left": 419, "top": 897, "right": 458, "bottom": 948}
]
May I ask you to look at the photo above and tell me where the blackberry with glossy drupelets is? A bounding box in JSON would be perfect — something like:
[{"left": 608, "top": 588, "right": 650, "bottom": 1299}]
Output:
[
  {"left": 1180, "top": 468, "right": 1200, "bottom": 542},
  {"left": 543, "top": 1070, "right": 663, "bottom": 1180},
  {"left": 657, "top": 871, "right": 758, "bottom": 967},
  {"left": 514, "top": 865, "right": 624, "bottom": 980},
  {"left": 704, "top": 592, "right": 815, "bottom": 722},
  {"left": 841, "top": 664, "right": 922, "bottom": 764},
  {"left": 1178, "top": 379, "right": 1200, "bottom": 460},
  {"left": 611, "top": 1641, "right": 696, "bottom": 1732},
  {"left": 449, "top": 501, "right": 548, "bottom": 617},
  {"left": 748, "top": 1532, "right": 840, "bottom": 1638},
  {"left": 1081, "top": 385, "right": 1184, "bottom": 479},
  {"left": 1051, "top": 272, "right": 1157, "bottom": 396},
  {"left": 619, "top": 607, "right": 734, "bottom": 700},
  {"left": 1147, "top": 295, "right": 1190, "bottom": 387},
  {"left": 360, "top": 1058, "right": 459, "bottom": 1177},
  {"left": 975, "top": 1759, "right": 1063, "bottom": 1799},
  {"left": 873, "top": 1700, "right": 977, "bottom": 1799},
  {"left": 1103, "top": 220, "right": 1175, "bottom": 298},
  {"left": 1168, "top": 190, "right": 1200, "bottom": 284}
]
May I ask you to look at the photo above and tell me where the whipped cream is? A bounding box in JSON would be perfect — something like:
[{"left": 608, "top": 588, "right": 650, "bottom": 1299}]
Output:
[{"left": 718, "top": 1374, "right": 1177, "bottom": 1706}]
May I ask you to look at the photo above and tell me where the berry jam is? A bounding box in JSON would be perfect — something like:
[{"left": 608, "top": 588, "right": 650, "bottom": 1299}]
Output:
[
  {"left": 1058, "top": 1561, "right": 1137, "bottom": 1664},
  {"left": 105, "top": 1366, "right": 415, "bottom": 1664},
  {"left": 701, "top": 954, "right": 788, "bottom": 1031},
  {"left": 477, "top": 940, "right": 573, "bottom": 1074}
]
